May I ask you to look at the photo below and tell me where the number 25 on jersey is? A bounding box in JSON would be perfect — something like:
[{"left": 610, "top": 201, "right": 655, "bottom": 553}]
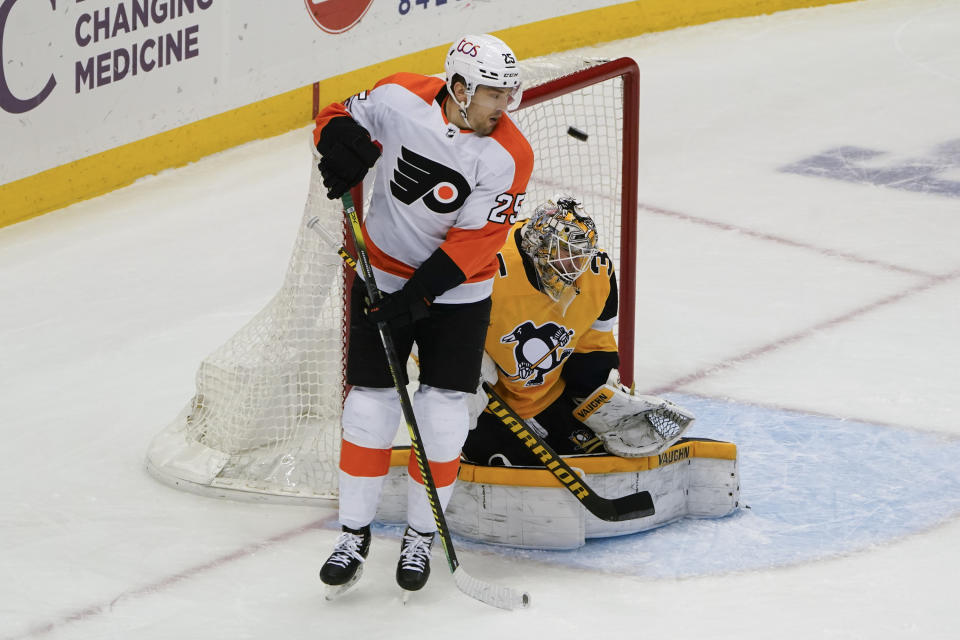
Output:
[{"left": 488, "top": 192, "right": 526, "bottom": 224}]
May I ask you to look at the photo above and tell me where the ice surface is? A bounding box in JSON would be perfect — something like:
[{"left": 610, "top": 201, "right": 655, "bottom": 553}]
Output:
[{"left": 1, "top": 1, "right": 959, "bottom": 638}]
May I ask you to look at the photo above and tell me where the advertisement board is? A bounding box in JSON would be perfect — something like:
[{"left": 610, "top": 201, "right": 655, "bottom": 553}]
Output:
[{"left": 0, "top": 0, "right": 855, "bottom": 226}]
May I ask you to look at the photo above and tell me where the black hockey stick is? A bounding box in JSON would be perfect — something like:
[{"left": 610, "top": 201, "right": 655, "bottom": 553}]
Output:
[
  {"left": 482, "top": 382, "right": 656, "bottom": 522},
  {"left": 334, "top": 192, "right": 529, "bottom": 611}
]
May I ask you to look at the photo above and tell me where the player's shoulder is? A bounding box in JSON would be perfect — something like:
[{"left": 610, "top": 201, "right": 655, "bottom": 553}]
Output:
[
  {"left": 501, "top": 223, "right": 526, "bottom": 253},
  {"left": 372, "top": 73, "right": 444, "bottom": 104},
  {"left": 506, "top": 220, "right": 527, "bottom": 240},
  {"left": 476, "top": 115, "right": 532, "bottom": 182},
  {"left": 489, "top": 114, "right": 533, "bottom": 164},
  {"left": 494, "top": 225, "right": 525, "bottom": 269}
]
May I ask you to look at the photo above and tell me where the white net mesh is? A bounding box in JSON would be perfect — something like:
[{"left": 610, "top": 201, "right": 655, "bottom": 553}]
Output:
[
  {"left": 145, "top": 56, "right": 636, "bottom": 503},
  {"left": 515, "top": 56, "right": 627, "bottom": 311},
  {"left": 145, "top": 158, "right": 348, "bottom": 502}
]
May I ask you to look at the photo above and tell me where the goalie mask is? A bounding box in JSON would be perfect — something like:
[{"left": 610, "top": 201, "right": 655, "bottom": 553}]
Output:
[
  {"left": 445, "top": 34, "right": 523, "bottom": 118},
  {"left": 520, "top": 196, "right": 599, "bottom": 304}
]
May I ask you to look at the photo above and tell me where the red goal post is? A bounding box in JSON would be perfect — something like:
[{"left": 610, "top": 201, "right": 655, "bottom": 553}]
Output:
[{"left": 517, "top": 57, "right": 639, "bottom": 386}]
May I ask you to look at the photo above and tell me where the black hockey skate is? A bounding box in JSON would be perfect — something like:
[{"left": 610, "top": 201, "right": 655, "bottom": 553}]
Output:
[
  {"left": 320, "top": 525, "right": 371, "bottom": 600},
  {"left": 396, "top": 526, "right": 435, "bottom": 596}
]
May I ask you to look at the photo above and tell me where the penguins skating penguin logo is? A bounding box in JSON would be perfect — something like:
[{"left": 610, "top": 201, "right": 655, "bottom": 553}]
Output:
[{"left": 501, "top": 321, "right": 575, "bottom": 386}]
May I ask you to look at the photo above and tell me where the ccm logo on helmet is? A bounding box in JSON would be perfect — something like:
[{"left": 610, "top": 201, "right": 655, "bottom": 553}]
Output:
[{"left": 390, "top": 146, "right": 472, "bottom": 214}]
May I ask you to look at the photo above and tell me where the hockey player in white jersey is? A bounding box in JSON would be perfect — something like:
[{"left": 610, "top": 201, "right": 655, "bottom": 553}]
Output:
[{"left": 313, "top": 34, "right": 532, "bottom": 597}]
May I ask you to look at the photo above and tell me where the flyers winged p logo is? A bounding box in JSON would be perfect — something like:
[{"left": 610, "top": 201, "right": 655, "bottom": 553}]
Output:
[{"left": 390, "top": 146, "right": 472, "bottom": 214}]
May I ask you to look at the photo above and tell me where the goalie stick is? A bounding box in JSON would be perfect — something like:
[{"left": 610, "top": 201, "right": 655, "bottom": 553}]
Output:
[
  {"left": 327, "top": 192, "right": 530, "bottom": 611},
  {"left": 482, "top": 383, "right": 656, "bottom": 522},
  {"left": 306, "top": 215, "right": 655, "bottom": 524}
]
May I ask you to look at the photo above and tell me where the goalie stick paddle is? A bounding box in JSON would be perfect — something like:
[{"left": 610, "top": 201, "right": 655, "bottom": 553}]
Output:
[
  {"left": 482, "top": 383, "right": 656, "bottom": 522},
  {"left": 331, "top": 193, "right": 530, "bottom": 611}
]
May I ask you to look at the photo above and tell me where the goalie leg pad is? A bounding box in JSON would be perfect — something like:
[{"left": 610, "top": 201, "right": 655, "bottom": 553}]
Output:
[
  {"left": 377, "top": 440, "right": 740, "bottom": 548},
  {"left": 446, "top": 440, "right": 739, "bottom": 549}
]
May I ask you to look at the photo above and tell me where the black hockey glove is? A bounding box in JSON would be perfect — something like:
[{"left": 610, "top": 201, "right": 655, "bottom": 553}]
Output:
[
  {"left": 364, "top": 248, "right": 467, "bottom": 329},
  {"left": 365, "top": 279, "right": 433, "bottom": 329},
  {"left": 316, "top": 116, "right": 381, "bottom": 199}
]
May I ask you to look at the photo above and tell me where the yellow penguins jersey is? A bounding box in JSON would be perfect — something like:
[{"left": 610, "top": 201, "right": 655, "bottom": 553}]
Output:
[{"left": 487, "top": 223, "right": 619, "bottom": 418}]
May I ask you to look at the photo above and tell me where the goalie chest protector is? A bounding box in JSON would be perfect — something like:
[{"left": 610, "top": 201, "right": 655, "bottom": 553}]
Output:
[{"left": 487, "top": 225, "right": 618, "bottom": 418}]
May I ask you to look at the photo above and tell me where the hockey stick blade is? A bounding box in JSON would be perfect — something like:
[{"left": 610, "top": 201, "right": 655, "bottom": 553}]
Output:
[
  {"left": 454, "top": 567, "right": 531, "bottom": 610},
  {"left": 605, "top": 491, "right": 656, "bottom": 522},
  {"left": 483, "top": 383, "right": 655, "bottom": 522}
]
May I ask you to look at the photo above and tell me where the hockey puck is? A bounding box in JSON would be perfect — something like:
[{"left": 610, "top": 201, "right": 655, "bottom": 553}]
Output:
[{"left": 567, "top": 126, "right": 589, "bottom": 142}]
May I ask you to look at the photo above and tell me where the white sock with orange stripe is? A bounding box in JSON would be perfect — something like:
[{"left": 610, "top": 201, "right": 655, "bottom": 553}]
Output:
[
  {"left": 406, "top": 459, "right": 460, "bottom": 533},
  {"left": 339, "top": 386, "right": 403, "bottom": 528},
  {"left": 404, "top": 385, "right": 471, "bottom": 531}
]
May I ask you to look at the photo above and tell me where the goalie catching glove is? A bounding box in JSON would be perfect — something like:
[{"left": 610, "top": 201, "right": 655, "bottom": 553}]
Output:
[{"left": 572, "top": 370, "right": 695, "bottom": 457}]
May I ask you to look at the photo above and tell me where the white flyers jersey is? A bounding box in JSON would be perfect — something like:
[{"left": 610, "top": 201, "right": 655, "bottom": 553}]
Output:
[{"left": 314, "top": 73, "right": 533, "bottom": 303}]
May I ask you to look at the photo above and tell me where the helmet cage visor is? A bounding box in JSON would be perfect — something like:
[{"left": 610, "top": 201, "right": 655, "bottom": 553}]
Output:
[
  {"left": 541, "top": 218, "right": 596, "bottom": 284},
  {"left": 523, "top": 200, "right": 599, "bottom": 301},
  {"left": 466, "top": 83, "right": 523, "bottom": 112}
]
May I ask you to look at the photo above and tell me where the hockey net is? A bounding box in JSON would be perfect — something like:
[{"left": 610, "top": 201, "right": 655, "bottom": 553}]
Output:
[{"left": 145, "top": 56, "right": 639, "bottom": 503}]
